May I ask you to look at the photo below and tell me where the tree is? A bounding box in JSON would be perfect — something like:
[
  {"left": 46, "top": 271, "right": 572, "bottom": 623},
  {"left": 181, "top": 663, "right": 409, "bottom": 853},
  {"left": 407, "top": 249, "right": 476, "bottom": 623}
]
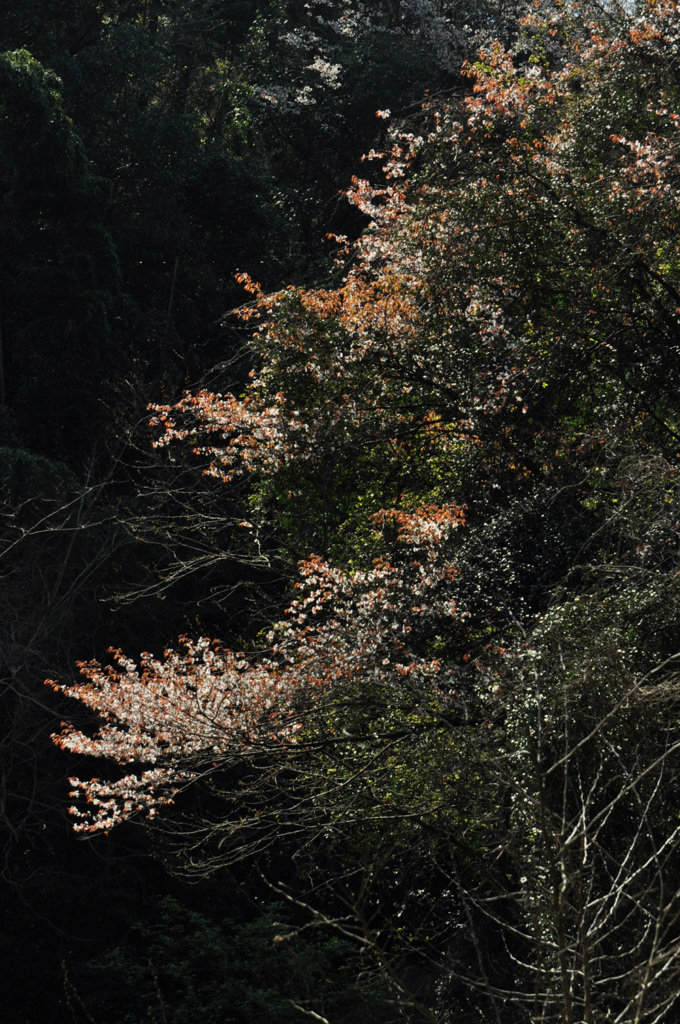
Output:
[
  {"left": 72, "top": 893, "right": 394, "bottom": 1023},
  {"left": 0, "top": 48, "right": 124, "bottom": 459},
  {"left": 50, "top": 1, "right": 680, "bottom": 1020}
]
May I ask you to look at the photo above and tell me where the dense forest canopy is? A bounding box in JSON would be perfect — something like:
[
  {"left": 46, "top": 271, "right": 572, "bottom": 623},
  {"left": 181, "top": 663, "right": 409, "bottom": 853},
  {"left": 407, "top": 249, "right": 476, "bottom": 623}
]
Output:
[{"left": 3, "top": 0, "right": 680, "bottom": 1021}]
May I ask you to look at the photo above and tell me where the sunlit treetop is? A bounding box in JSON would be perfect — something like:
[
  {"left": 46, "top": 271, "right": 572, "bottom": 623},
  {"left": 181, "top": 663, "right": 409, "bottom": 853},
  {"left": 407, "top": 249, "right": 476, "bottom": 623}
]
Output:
[{"left": 49, "top": 0, "right": 680, "bottom": 833}]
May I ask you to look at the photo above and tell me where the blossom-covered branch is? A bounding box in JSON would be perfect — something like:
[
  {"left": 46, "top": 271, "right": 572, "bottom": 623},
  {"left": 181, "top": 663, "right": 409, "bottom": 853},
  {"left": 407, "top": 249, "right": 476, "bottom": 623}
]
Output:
[{"left": 48, "top": 505, "right": 464, "bottom": 832}]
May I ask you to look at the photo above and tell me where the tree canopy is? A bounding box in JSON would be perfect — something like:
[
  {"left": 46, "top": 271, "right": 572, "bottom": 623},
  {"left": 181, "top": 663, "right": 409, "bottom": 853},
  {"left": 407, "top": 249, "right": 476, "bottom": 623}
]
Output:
[
  {"left": 4, "top": 0, "right": 680, "bottom": 1021},
  {"left": 44, "top": 2, "right": 680, "bottom": 1021}
]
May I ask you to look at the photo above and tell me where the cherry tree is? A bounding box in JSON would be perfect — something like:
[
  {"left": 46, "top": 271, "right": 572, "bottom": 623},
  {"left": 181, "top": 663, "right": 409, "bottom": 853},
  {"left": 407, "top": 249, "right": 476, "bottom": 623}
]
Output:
[
  {"left": 49, "top": 2, "right": 680, "bottom": 1020},
  {"left": 51, "top": 0, "right": 680, "bottom": 881}
]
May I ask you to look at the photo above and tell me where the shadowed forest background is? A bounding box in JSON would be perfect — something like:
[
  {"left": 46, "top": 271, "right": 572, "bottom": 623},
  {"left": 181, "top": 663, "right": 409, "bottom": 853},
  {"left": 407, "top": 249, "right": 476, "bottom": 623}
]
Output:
[{"left": 4, "top": 1, "right": 680, "bottom": 1022}]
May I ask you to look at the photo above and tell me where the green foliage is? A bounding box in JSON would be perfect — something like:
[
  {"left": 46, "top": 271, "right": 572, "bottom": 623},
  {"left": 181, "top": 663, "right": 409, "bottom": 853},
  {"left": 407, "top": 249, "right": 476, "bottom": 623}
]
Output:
[
  {"left": 0, "top": 48, "right": 124, "bottom": 458},
  {"left": 79, "top": 896, "right": 392, "bottom": 1024}
]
